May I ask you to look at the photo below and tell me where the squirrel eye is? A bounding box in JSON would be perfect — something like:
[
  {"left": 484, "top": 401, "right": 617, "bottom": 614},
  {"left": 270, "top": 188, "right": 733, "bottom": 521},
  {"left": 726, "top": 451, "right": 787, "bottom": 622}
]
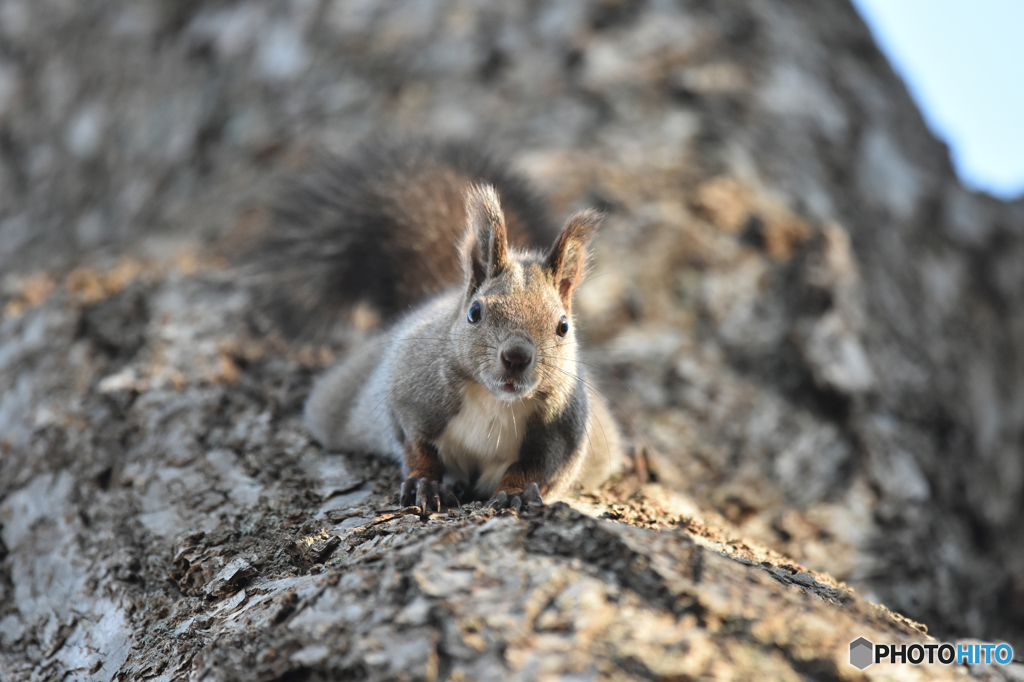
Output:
[
  {"left": 467, "top": 301, "right": 482, "bottom": 324},
  {"left": 556, "top": 316, "right": 569, "bottom": 337}
]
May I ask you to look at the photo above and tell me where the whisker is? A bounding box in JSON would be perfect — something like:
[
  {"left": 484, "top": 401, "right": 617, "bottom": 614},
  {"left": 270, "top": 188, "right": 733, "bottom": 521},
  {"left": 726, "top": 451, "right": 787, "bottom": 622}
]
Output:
[
  {"left": 493, "top": 396, "right": 503, "bottom": 453},
  {"left": 510, "top": 399, "right": 518, "bottom": 439}
]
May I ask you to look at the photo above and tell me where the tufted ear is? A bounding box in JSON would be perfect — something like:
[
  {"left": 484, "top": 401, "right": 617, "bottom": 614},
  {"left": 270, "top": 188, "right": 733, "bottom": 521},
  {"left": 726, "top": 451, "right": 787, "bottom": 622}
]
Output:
[
  {"left": 459, "top": 184, "right": 511, "bottom": 295},
  {"left": 545, "top": 209, "right": 602, "bottom": 307}
]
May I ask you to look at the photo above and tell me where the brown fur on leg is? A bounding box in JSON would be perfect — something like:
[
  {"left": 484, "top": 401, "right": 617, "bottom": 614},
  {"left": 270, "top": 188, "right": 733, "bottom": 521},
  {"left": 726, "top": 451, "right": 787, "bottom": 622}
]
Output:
[
  {"left": 489, "top": 466, "right": 546, "bottom": 513},
  {"left": 494, "top": 465, "right": 548, "bottom": 497},
  {"left": 400, "top": 438, "right": 452, "bottom": 511},
  {"left": 404, "top": 438, "right": 445, "bottom": 481}
]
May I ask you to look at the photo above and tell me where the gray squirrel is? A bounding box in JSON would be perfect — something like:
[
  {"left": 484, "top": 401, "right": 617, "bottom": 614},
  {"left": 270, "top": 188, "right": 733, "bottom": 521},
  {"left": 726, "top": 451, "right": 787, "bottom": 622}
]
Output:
[{"left": 263, "top": 140, "right": 624, "bottom": 512}]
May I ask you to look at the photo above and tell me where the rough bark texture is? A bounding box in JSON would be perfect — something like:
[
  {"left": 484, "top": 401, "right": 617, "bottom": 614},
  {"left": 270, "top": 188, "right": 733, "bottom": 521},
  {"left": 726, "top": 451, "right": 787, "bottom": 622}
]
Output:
[{"left": 2, "top": 0, "right": 1024, "bottom": 680}]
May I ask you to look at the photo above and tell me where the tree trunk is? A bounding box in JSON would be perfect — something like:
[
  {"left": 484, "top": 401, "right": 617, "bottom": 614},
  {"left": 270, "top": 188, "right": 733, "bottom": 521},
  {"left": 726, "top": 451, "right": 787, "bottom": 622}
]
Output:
[{"left": 2, "top": 1, "right": 1023, "bottom": 679}]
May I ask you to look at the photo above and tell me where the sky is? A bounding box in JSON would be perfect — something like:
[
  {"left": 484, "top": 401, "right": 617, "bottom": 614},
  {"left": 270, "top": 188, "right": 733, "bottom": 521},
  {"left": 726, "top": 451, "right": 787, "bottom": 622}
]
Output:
[{"left": 851, "top": 0, "right": 1024, "bottom": 200}]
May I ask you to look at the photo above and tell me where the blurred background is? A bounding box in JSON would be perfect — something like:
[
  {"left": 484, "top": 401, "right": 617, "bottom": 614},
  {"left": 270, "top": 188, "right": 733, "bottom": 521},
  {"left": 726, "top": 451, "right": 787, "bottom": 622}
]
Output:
[
  {"left": 854, "top": 0, "right": 1024, "bottom": 199},
  {"left": 2, "top": 0, "right": 1024, "bottom": 666}
]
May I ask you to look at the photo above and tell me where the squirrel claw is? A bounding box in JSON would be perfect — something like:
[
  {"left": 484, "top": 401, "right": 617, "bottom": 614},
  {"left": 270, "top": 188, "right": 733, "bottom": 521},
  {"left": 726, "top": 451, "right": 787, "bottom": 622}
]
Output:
[
  {"left": 487, "top": 490, "right": 509, "bottom": 510},
  {"left": 400, "top": 477, "right": 419, "bottom": 508},
  {"left": 522, "top": 482, "right": 544, "bottom": 506},
  {"left": 400, "top": 477, "right": 460, "bottom": 513},
  {"left": 487, "top": 482, "right": 544, "bottom": 514},
  {"left": 416, "top": 478, "right": 441, "bottom": 513},
  {"left": 439, "top": 482, "right": 461, "bottom": 508}
]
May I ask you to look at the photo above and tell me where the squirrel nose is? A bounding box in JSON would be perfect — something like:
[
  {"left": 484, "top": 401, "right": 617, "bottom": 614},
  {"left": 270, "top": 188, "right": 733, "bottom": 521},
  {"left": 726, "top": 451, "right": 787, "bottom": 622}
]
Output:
[{"left": 500, "top": 344, "right": 534, "bottom": 374}]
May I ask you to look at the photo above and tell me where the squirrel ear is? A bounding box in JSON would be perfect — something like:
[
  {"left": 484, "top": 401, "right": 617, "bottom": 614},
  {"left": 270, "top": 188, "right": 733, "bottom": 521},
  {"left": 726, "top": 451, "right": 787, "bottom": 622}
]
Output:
[
  {"left": 460, "top": 184, "right": 511, "bottom": 293},
  {"left": 546, "top": 209, "right": 603, "bottom": 307}
]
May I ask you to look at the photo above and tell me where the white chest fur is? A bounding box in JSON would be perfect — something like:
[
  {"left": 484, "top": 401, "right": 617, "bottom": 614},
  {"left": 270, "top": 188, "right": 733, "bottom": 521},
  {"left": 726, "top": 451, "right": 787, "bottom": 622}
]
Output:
[{"left": 434, "top": 382, "right": 536, "bottom": 496}]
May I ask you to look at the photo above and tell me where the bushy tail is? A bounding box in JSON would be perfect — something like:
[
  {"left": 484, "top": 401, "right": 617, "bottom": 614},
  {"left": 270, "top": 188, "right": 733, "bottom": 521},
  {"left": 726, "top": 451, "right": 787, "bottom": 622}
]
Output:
[{"left": 245, "top": 138, "right": 557, "bottom": 339}]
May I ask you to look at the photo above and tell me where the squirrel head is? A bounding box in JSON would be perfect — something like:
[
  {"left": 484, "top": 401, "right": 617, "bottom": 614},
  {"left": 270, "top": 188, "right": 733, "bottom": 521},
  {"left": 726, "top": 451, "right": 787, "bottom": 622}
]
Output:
[{"left": 454, "top": 184, "right": 602, "bottom": 403}]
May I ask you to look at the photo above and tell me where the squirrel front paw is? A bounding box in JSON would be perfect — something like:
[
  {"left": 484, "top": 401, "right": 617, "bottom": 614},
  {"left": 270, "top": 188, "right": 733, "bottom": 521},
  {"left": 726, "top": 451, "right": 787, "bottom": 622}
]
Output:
[
  {"left": 400, "top": 477, "right": 460, "bottom": 513},
  {"left": 487, "top": 482, "right": 544, "bottom": 514}
]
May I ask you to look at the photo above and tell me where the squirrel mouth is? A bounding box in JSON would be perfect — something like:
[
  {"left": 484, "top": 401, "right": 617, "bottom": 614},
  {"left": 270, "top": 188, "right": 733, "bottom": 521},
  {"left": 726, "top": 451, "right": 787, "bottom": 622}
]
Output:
[
  {"left": 489, "top": 376, "right": 532, "bottom": 399},
  {"left": 483, "top": 365, "right": 537, "bottom": 399}
]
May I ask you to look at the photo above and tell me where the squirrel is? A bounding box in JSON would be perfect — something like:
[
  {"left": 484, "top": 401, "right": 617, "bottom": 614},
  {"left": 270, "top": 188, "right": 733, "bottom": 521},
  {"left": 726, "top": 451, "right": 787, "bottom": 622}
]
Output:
[{"left": 259, "top": 139, "right": 625, "bottom": 512}]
